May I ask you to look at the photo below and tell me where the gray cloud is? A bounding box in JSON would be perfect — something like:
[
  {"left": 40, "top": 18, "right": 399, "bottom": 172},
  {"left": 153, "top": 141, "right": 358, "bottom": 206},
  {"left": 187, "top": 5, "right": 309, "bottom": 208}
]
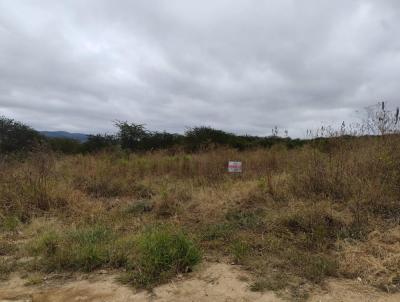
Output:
[{"left": 0, "top": 0, "right": 399, "bottom": 137}]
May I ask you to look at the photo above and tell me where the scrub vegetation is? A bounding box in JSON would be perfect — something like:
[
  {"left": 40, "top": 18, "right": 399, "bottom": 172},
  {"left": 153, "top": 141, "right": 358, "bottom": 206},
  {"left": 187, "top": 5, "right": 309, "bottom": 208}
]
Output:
[{"left": 1, "top": 103, "right": 400, "bottom": 299}]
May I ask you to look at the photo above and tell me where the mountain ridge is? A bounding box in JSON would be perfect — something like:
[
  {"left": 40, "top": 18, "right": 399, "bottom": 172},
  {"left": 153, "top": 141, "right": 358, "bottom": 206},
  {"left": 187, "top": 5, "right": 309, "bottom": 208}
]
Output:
[{"left": 40, "top": 131, "right": 88, "bottom": 142}]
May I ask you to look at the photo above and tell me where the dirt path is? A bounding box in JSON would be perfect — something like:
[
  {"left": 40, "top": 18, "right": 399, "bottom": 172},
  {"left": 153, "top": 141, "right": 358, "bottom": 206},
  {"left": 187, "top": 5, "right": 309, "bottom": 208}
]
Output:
[{"left": 1, "top": 263, "right": 400, "bottom": 302}]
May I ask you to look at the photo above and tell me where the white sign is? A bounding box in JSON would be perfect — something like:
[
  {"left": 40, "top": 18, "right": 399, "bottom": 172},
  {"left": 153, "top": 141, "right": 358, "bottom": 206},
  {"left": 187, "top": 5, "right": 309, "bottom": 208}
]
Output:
[{"left": 228, "top": 161, "right": 242, "bottom": 173}]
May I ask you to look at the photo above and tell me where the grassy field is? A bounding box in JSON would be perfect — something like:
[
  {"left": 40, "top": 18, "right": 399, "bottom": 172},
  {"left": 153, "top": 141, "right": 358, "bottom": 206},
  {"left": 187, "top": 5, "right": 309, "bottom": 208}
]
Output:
[{"left": 1, "top": 134, "right": 400, "bottom": 299}]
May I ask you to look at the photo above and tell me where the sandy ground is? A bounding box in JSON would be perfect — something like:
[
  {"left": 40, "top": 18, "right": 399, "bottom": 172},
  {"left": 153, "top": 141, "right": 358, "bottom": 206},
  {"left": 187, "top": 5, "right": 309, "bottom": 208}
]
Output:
[{"left": 1, "top": 263, "right": 400, "bottom": 302}]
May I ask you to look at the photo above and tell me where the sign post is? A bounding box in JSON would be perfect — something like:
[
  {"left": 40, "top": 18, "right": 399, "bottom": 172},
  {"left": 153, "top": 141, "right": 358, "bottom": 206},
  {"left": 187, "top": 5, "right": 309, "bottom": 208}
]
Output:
[{"left": 228, "top": 161, "right": 242, "bottom": 173}]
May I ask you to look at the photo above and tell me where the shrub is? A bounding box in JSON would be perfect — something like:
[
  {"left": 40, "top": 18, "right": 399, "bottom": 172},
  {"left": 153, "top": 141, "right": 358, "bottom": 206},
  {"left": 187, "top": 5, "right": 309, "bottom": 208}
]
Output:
[
  {"left": 82, "top": 134, "right": 118, "bottom": 153},
  {"left": 0, "top": 116, "right": 44, "bottom": 153}
]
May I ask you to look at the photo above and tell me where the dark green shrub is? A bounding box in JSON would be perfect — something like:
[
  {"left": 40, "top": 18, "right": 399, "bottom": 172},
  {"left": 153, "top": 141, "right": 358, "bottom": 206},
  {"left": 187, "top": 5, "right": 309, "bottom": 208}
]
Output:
[{"left": 0, "top": 116, "right": 44, "bottom": 153}]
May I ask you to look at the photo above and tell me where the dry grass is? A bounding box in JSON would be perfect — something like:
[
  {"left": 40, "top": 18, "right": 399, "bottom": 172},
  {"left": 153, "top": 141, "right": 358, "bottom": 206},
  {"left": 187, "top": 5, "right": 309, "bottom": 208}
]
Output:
[
  {"left": 338, "top": 226, "right": 400, "bottom": 292},
  {"left": 1, "top": 134, "right": 400, "bottom": 298}
]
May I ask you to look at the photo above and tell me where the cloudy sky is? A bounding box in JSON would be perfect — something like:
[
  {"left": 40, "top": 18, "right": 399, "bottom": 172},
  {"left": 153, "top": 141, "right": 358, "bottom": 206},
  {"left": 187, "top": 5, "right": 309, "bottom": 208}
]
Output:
[{"left": 0, "top": 1, "right": 399, "bottom": 137}]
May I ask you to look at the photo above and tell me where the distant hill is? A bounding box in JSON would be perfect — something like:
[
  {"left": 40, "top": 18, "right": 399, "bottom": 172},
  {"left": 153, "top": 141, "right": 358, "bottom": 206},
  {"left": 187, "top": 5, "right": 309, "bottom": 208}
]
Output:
[{"left": 40, "top": 131, "right": 88, "bottom": 142}]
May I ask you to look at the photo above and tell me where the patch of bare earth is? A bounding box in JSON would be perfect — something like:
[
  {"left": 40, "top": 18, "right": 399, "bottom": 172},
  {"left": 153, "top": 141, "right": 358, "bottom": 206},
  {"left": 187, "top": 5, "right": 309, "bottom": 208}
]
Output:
[{"left": 1, "top": 263, "right": 400, "bottom": 302}]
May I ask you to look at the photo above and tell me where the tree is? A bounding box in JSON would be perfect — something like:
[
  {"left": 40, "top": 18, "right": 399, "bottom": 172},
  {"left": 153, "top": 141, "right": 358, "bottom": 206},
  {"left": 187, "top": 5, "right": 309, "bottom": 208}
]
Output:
[
  {"left": 82, "top": 134, "right": 118, "bottom": 153},
  {"left": 47, "top": 137, "right": 82, "bottom": 154},
  {"left": 0, "top": 116, "right": 44, "bottom": 153},
  {"left": 141, "top": 131, "right": 183, "bottom": 150},
  {"left": 114, "top": 121, "right": 148, "bottom": 151},
  {"left": 184, "top": 126, "right": 236, "bottom": 151}
]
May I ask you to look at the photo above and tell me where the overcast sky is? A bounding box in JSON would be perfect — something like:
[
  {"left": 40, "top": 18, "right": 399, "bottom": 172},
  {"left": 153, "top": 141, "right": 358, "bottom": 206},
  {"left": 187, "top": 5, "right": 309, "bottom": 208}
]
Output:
[{"left": 0, "top": 1, "right": 399, "bottom": 137}]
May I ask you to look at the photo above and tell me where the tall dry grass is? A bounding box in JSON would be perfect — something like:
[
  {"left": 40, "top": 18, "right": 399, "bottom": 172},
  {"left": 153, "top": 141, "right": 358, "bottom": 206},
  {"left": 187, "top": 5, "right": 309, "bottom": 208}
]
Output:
[{"left": 1, "top": 133, "right": 400, "bottom": 296}]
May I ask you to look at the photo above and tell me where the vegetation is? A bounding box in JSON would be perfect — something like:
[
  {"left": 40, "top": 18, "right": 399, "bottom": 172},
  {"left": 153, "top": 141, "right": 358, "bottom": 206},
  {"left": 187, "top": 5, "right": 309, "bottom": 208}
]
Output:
[
  {"left": 0, "top": 116, "right": 306, "bottom": 156},
  {"left": 120, "top": 226, "right": 200, "bottom": 288},
  {"left": 1, "top": 103, "right": 400, "bottom": 299},
  {"left": 0, "top": 116, "right": 43, "bottom": 153}
]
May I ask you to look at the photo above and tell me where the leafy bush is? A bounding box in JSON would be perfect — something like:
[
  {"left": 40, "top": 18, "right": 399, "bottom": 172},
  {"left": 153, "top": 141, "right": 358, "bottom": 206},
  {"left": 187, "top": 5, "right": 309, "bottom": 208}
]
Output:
[
  {"left": 82, "top": 134, "right": 118, "bottom": 153},
  {"left": 47, "top": 137, "right": 82, "bottom": 154},
  {"left": 0, "top": 116, "right": 44, "bottom": 153}
]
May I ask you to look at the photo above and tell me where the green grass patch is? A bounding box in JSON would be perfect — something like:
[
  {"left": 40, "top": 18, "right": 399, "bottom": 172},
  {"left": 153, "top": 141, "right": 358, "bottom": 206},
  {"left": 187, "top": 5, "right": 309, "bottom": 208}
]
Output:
[
  {"left": 28, "top": 225, "right": 134, "bottom": 272},
  {"left": 121, "top": 225, "right": 201, "bottom": 288}
]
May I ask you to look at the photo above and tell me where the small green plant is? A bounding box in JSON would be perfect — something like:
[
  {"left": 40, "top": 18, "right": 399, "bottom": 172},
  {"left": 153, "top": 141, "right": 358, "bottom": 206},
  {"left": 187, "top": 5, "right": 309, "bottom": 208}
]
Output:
[
  {"left": 250, "top": 274, "right": 287, "bottom": 292},
  {"left": 29, "top": 230, "right": 60, "bottom": 257},
  {"left": 201, "top": 223, "right": 233, "bottom": 241},
  {"left": 225, "top": 208, "right": 265, "bottom": 229},
  {"left": 24, "top": 273, "right": 44, "bottom": 286},
  {"left": 0, "top": 215, "right": 20, "bottom": 231},
  {"left": 0, "top": 259, "right": 14, "bottom": 280},
  {"left": 303, "top": 255, "right": 338, "bottom": 283},
  {"left": 123, "top": 226, "right": 201, "bottom": 288},
  {"left": 123, "top": 200, "right": 153, "bottom": 215},
  {"left": 230, "top": 240, "right": 249, "bottom": 264}
]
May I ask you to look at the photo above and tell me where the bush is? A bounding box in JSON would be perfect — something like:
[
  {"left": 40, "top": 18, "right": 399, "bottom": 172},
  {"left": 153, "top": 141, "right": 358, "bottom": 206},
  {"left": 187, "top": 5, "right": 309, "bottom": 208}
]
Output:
[
  {"left": 82, "top": 134, "right": 118, "bottom": 153},
  {"left": 125, "top": 226, "right": 201, "bottom": 288},
  {"left": 47, "top": 137, "right": 82, "bottom": 154},
  {"left": 0, "top": 116, "right": 44, "bottom": 153}
]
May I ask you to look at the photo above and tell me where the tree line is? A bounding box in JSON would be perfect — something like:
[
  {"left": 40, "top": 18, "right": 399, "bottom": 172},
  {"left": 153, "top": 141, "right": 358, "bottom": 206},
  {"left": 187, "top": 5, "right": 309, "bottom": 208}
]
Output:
[{"left": 0, "top": 116, "right": 306, "bottom": 155}]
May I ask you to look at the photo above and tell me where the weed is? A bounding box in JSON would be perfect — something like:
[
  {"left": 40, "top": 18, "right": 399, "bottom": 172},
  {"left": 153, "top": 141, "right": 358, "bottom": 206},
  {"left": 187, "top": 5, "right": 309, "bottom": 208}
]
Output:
[
  {"left": 24, "top": 273, "right": 44, "bottom": 286},
  {"left": 250, "top": 274, "right": 288, "bottom": 292},
  {"left": 0, "top": 240, "right": 16, "bottom": 256},
  {"left": 288, "top": 251, "right": 338, "bottom": 283},
  {"left": 201, "top": 223, "right": 233, "bottom": 241},
  {"left": 123, "top": 200, "right": 153, "bottom": 215},
  {"left": 0, "top": 215, "right": 20, "bottom": 231},
  {"left": 225, "top": 208, "right": 265, "bottom": 230},
  {"left": 28, "top": 225, "right": 120, "bottom": 272},
  {"left": 230, "top": 240, "right": 250, "bottom": 264},
  {"left": 122, "top": 225, "right": 201, "bottom": 288},
  {"left": 0, "top": 259, "right": 14, "bottom": 280}
]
